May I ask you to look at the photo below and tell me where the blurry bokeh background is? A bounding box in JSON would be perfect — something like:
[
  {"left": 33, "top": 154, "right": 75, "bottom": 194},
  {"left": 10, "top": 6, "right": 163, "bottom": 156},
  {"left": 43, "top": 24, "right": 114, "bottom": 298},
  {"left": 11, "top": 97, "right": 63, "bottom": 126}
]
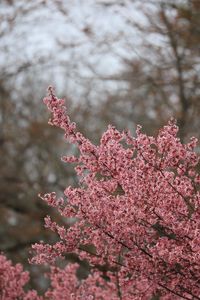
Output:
[{"left": 0, "top": 0, "right": 199, "bottom": 293}]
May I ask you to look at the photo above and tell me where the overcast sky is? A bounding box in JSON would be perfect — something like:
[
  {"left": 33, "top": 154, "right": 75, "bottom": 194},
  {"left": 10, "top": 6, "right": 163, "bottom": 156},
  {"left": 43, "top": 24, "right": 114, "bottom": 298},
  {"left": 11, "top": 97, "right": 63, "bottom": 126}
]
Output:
[{"left": 0, "top": 0, "right": 163, "bottom": 100}]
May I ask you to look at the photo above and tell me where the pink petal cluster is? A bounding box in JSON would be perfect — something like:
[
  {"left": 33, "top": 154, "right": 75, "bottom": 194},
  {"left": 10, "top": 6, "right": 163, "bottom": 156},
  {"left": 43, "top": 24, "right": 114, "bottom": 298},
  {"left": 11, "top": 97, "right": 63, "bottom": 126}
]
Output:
[
  {"left": 0, "top": 254, "right": 117, "bottom": 300},
  {"left": 0, "top": 254, "right": 41, "bottom": 300},
  {"left": 45, "top": 264, "right": 119, "bottom": 300},
  {"left": 31, "top": 87, "right": 200, "bottom": 299}
]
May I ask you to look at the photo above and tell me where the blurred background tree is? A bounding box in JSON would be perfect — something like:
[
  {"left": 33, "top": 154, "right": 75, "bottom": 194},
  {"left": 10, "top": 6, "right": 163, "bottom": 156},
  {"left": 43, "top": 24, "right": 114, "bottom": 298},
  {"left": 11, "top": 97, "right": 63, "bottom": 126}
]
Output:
[
  {"left": 86, "top": 0, "right": 200, "bottom": 141},
  {"left": 0, "top": 0, "right": 199, "bottom": 293}
]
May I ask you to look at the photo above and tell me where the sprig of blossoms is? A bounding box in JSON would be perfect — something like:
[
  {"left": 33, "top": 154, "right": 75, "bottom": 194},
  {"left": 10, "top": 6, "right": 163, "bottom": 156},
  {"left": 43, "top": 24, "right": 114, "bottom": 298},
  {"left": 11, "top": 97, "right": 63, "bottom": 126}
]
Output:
[{"left": 0, "top": 254, "right": 41, "bottom": 300}]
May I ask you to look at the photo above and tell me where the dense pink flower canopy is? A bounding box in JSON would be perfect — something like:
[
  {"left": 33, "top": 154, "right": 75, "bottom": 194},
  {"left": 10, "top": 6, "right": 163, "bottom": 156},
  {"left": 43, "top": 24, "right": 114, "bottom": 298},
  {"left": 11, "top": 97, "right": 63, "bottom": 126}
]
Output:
[{"left": 1, "top": 87, "right": 200, "bottom": 299}]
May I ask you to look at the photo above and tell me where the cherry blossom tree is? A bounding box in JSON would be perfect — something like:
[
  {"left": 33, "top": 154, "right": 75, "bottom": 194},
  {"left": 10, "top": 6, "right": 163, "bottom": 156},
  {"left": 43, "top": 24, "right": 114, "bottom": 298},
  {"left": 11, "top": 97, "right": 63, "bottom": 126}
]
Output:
[
  {"left": 1, "top": 87, "right": 200, "bottom": 299},
  {"left": 33, "top": 88, "right": 200, "bottom": 299}
]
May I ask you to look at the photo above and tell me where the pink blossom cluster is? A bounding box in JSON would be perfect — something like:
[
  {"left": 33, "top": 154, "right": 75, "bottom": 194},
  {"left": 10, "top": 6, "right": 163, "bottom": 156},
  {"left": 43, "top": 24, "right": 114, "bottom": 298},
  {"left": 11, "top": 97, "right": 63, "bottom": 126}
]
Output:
[
  {"left": 0, "top": 254, "right": 40, "bottom": 300},
  {"left": 0, "top": 254, "right": 118, "bottom": 300},
  {"left": 1, "top": 87, "right": 200, "bottom": 299},
  {"left": 45, "top": 264, "right": 119, "bottom": 300}
]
